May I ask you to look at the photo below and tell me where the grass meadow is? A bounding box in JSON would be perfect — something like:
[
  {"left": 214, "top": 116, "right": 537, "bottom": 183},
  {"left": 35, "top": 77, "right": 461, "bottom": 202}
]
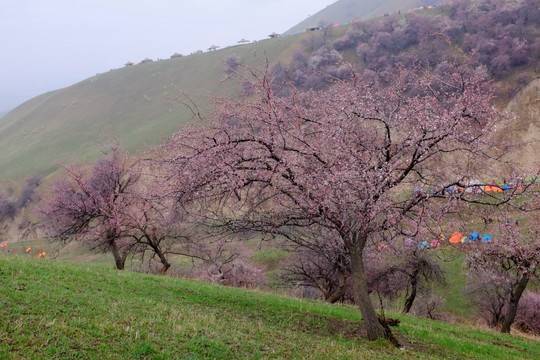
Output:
[{"left": 1, "top": 254, "right": 539, "bottom": 359}]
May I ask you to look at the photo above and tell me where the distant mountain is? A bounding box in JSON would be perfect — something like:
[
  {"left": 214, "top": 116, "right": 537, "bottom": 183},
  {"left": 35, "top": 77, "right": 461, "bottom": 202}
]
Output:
[
  {"left": 0, "top": 111, "right": 8, "bottom": 119},
  {"left": 283, "top": 0, "right": 446, "bottom": 35}
]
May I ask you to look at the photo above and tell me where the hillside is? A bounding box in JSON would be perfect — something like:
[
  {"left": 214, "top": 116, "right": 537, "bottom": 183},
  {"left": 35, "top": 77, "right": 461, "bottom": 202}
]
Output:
[
  {"left": 2, "top": 255, "right": 539, "bottom": 359},
  {"left": 500, "top": 78, "right": 540, "bottom": 167},
  {"left": 283, "top": 0, "right": 446, "bottom": 35},
  {"left": 0, "top": 36, "right": 304, "bottom": 180}
]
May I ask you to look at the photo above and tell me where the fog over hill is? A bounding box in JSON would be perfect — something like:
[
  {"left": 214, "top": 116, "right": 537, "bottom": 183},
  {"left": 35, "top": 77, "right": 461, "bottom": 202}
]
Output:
[
  {"left": 283, "top": 0, "right": 447, "bottom": 35},
  {"left": 0, "top": 0, "right": 332, "bottom": 112}
]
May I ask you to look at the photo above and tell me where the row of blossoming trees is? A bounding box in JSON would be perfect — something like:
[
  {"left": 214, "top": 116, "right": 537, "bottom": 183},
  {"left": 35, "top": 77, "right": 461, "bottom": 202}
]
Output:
[{"left": 40, "top": 59, "right": 540, "bottom": 342}]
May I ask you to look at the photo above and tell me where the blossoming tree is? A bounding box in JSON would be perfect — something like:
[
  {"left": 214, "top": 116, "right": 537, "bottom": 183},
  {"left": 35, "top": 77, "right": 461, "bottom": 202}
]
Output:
[{"left": 160, "top": 62, "right": 511, "bottom": 341}]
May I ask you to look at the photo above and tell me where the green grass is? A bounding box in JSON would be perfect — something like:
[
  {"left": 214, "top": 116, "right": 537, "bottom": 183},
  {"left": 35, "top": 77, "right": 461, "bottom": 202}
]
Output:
[
  {"left": 1, "top": 255, "right": 539, "bottom": 359},
  {"left": 431, "top": 248, "right": 471, "bottom": 318}
]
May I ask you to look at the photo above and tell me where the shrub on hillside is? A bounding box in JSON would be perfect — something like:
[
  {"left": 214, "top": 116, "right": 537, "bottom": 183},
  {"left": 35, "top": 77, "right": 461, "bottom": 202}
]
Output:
[
  {"left": 308, "top": 46, "right": 343, "bottom": 70},
  {"left": 192, "top": 258, "right": 267, "bottom": 288},
  {"left": 411, "top": 293, "right": 447, "bottom": 321},
  {"left": 17, "top": 174, "right": 42, "bottom": 208},
  {"left": 0, "top": 196, "right": 16, "bottom": 220},
  {"left": 514, "top": 291, "right": 540, "bottom": 335},
  {"left": 464, "top": 269, "right": 511, "bottom": 328},
  {"left": 186, "top": 236, "right": 267, "bottom": 288},
  {"left": 333, "top": 26, "right": 367, "bottom": 51},
  {"left": 223, "top": 54, "right": 242, "bottom": 75},
  {"left": 517, "top": 72, "right": 532, "bottom": 87}
]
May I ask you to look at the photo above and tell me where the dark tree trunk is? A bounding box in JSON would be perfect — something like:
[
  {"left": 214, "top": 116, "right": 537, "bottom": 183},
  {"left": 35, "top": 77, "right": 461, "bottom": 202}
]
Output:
[
  {"left": 347, "top": 233, "right": 395, "bottom": 343},
  {"left": 326, "top": 271, "right": 347, "bottom": 304},
  {"left": 158, "top": 253, "right": 171, "bottom": 275},
  {"left": 110, "top": 242, "right": 126, "bottom": 270},
  {"left": 402, "top": 269, "right": 419, "bottom": 313},
  {"left": 150, "top": 237, "right": 171, "bottom": 275},
  {"left": 155, "top": 248, "right": 171, "bottom": 275},
  {"left": 500, "top": 274, "right": 529, "bottom": 333}
]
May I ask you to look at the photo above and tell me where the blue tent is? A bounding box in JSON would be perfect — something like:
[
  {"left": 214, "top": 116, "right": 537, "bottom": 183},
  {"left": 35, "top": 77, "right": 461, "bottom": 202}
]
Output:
[
  {"left": 482, "top": 234, "right": 493, "bottom": 243},
  {"left": 502, "top": 184, "right": 511, "bottom": 191},
  {"left": 418, "top": 241, "right": 430, "bottom": 249},
  {"left": 469, "top": 232, "right": 480, "bottom": 241},
  {"left": 445, "top": 186, "right": 455, "bottom": 194}
]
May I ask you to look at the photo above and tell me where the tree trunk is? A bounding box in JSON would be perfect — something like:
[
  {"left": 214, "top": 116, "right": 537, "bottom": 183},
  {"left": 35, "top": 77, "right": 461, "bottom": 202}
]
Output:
[
  {"left": 402, "top": 270, "right": 419, "bottom": 313},
  {"left": 110, "top": 242, "right": 126, "bottom": 270},
  {"left": 159, "top": 258, "right": 171, "bottom": 275},
  {"left": 326, "top": 271, "right": 347, "bottom": 304},
  {"left": 347, "top": 235, "right": 392, "bottom": 342},
  {"left": 500, "top": 274, "right": 529, "bottom": 333},
  {"left": 153, "top": 242, "right": 171, "bottom": 275}
]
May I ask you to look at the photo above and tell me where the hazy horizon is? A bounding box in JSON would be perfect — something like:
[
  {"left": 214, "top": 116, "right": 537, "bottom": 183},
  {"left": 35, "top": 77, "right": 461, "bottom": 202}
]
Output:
[{"left": 0, "top": 0, "right": 332, "bottom": 113}]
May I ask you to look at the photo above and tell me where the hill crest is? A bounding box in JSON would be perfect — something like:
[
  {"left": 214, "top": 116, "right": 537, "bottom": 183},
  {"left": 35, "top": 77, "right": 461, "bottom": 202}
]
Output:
[{"left": 283, "top": 0, "right": 447, "bottom": 35}]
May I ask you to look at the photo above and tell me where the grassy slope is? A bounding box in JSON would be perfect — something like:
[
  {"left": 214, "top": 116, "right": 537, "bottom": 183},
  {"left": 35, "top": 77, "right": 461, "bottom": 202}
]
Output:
[
  {"left": 1, "top": 255, "right": 539, "bottom": 360},
  {"left": 283, "top": 0, "right": 447, "bottom": 35},
  {"left": 0, "top": 36, "right": 298, "bottom": 180},
  {"left": 0, "top": 216, "right": 517, "bottom": 324}
]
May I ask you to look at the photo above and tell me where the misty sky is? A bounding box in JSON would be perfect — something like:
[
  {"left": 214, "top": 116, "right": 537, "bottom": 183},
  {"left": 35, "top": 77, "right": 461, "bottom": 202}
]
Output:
[{"left": 0, "top": 0, "right": 332, "bottom": 112}]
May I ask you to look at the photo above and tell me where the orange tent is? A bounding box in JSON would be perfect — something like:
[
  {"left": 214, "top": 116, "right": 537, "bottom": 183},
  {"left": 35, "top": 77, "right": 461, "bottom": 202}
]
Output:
[
  {"left": 485, "top": 183, "right": 503, "bottom": 192},
  {"left": 449, "top": 232, "right": 462, "bottom": 244},
  {"left": 25, "top": 247, "right": 32, "bottom": 253}
]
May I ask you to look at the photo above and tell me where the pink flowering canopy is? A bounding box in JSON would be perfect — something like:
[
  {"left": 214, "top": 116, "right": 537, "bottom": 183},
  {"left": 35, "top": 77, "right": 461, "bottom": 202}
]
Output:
[{"left": 160, "top": 62, "right": 510, "bottom": 342}]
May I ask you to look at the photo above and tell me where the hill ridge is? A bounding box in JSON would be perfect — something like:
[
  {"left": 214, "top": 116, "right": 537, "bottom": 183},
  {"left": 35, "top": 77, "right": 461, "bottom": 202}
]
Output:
[{"left": 283, "top": 0, "right": 447, "bottom": 35}]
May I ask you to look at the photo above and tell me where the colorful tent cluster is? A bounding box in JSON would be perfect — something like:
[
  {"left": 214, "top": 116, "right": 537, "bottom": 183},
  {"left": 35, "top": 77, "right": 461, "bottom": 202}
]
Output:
[
  {"left": 448, "top": 232, "right": 493, "bottom": 244},
  {"left": 414, "top": 178, "right": 528, "bottom": 197},
  {"left": 380, "top": 228, "right": 493, "bottom": 251},
  {"left": 0, "top": 243, "right": 7, "bottom": 248},
  {"left": 446, "top": 182, "right": 524, "bottom": 194},
  {"left": 38, "top": 252, "right": 46, "bottom": 258},
  {"left": 402, "top": 231, "right": 493, "bottom": 250}
]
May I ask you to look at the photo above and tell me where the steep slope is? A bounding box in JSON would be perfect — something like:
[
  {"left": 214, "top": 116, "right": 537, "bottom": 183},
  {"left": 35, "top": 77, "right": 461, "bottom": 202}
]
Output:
[
  {"left": 0, "top": 37, "right": 300, "bottom": 179},
  {"left": 501, "top": 78, "right": 540, "bottom": 169},
  {"left": 283, "top": 0, "right": 446, "bottom": 35}
]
